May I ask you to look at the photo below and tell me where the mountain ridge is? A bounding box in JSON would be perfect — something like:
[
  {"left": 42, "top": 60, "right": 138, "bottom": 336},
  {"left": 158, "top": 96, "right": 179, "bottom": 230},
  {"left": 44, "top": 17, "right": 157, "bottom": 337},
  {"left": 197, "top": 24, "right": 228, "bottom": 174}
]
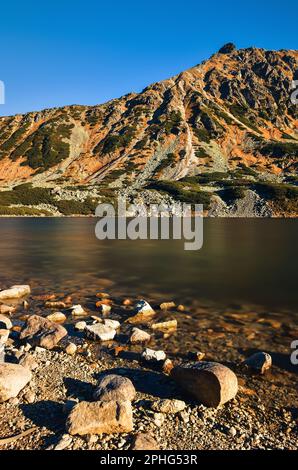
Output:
[{"left": 0, "top": 44, "right": 297, "bottom": 216}]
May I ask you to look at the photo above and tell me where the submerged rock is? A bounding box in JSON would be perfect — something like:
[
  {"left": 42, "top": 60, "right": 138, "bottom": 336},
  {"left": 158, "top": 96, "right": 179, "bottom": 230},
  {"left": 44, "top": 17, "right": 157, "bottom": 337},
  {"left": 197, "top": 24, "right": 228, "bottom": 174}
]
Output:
[
  {"left": 46, "top": 312, "right": 67, "bottom": 323},
  {"left": 93, "top": 374, "right": 136, "bottom": 402},
  {"left": 70, "top": 305, "right": 87, "bottom": 316},
  {"left": 103, "top": 319, "right": 120, "bottom": 330},
  {"left": 0, "top": 285, "right": 30, "bottom": 301},
  {"left": 131, "top": 432, "right": 159, "bottom": 450},
  {"left": 0, "top": 363, "right": 32, "bottom": 402},
  {"left": 243, "top": 352, "right": 272, "bottom": 374},
  {"left": 66, "top": 400, "right": 133, "bottom": 436},
  {"left": 151, "top": 320, "right": 177, "bottom": 333},
  {"left": 171, "top": 361, "right": 238, "bottom": 407},
  {"left": 45, "top": 301, "right": 67, "bottom": 309},
  {"left": 96, "top": 304, "right": 111, "bottom": 315},
  {"left": 74, "top": 321, "right": 87, "bottom": 331},
  {"left": 130, "top": 327, "right": 151, "bottom": 344},
  {"left": 160, "top": 302, "right": 176, "bottom": 310},
  {"left": 127, "top": 300, "right": 156, "bottom": 325},
  {"left": 135, "top": 300, "right": 155, "bottom": 315},
  {"left": 20, "top": 315, "right": 67, "bottom": 350},
  {"left": 85, "top": 323, "right": 116, "bottom": 341}
]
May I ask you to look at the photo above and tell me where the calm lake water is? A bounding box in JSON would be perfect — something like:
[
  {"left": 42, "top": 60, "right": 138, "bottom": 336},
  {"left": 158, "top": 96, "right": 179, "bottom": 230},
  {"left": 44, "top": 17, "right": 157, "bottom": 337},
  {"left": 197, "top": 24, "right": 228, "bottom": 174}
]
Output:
[{"left": 0, "top": 218, "right": 297, "bottom": 314}]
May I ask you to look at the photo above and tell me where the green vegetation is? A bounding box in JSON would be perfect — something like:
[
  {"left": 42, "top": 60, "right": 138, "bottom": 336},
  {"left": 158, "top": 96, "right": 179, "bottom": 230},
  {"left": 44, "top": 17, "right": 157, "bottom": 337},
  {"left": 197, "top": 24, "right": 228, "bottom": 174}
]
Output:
[
  {"left": 181, "top": 172, "right": 228, "bottom": 185},
  {"left": 253, "top": 182, "right": 298, "bottom": 212},
  {"left": 193, "top": 128, "right": 211, "bottom": 143},
  {"left": 0, "top": 185, "right": 53, "bottom": 206},
  {"left": 55, "top": 197, "right": 99, "bottom": 215},
  {"left": 163, "top": 111, "right": 182, "bottom": 135},
  {"left": 0, "top": 206, "right": 52, "bottom": 216},
  {"left": 229, "top": 105, "right": 261, "bottom": 133},
  {"left": 218, "top": 186, "right": 246, "bottom": 204},
  {"left": 0, "top": 122, "right": 31, "bottom": 159},
  {"left": 154, "top": 153, "right": 176, "bottom": 173},
  {"left": 259, "top": 141, "right": 298, "bottom": 158},
  {"left": 100, "top": 126, "right": 137, "bottom": 154},
  {"left": 147, "top": 180, "right": 211, "bottom": 208}
]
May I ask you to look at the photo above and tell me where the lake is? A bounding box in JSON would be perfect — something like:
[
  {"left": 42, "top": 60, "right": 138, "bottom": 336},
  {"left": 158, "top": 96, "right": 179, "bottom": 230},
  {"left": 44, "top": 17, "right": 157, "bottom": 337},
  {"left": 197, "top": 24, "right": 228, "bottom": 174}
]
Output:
[{"left": 0, "top": 218, "right": 296, "bottom": 314}]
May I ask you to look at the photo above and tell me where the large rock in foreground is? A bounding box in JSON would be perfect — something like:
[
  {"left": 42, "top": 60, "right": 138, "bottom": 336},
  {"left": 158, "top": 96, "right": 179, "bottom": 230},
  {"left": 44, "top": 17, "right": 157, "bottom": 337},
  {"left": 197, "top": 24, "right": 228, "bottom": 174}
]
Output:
[
  {"left": 66, "top": 400, "right": 133, "bottom": 436},
  {"left": 0, "top": 363, "right": 32, "bottom": 402},
  {"left": 93, "top": 374, "right": 136, "bottom": 402},
  {"left": 20, "top": 315, "right": 67, "bottom": 349},
  {"left": 171, "top": 361, "right": 238, "bottom": 408},
  {"left": 0, "top": 285, "right": 31, "bottom": 301}
]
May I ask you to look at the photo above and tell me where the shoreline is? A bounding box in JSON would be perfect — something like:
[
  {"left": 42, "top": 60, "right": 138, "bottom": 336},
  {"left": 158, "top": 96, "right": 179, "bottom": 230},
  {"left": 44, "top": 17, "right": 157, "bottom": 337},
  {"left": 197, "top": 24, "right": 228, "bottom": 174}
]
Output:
[{"left": 0, "top": 289, "right": 297, "bottom": 450}]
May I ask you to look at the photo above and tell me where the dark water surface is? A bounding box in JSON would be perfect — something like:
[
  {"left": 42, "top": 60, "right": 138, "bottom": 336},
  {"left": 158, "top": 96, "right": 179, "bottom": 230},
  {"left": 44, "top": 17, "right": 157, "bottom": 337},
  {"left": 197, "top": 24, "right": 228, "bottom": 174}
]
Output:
[{"left": 0, "top": 218, "right": 296, "bottom": 314}]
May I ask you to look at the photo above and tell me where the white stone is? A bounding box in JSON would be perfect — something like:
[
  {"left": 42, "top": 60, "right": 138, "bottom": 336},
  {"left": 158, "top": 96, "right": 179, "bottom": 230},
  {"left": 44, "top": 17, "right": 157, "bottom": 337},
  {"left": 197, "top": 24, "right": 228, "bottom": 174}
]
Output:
[
  {"left": 135, "top": 300, "right": 155, "bottom": 315},
  {"left": 65, "top": 343, "right": 77, "bottom": 355},
  {"left": 103, "top": 319, "right": 120, "bottom": 329},
  {"left": 75, "top": 321, "right": 87, "bottom": 331},
  {"left": 0, "top": 285, "right": 31, "bottom": 300},
  {"left": 85, "top": 323, "right": 116, "bottom": 341},
  {"left": 0, "top": 329, "right": 9, "bottom": 344},
  {"left": 70, "top": 305, "right": 86, "bottom": 316},
  {"left": 142, "top": 348, "right": 166, "bottom": 362}
]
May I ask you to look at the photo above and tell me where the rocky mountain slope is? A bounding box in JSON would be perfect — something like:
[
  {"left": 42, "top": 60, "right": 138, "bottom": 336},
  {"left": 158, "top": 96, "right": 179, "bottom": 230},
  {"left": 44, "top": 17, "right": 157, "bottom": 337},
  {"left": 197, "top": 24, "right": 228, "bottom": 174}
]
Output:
[{"left": 0, "top": 43, "right": 297, "bottom": 216}]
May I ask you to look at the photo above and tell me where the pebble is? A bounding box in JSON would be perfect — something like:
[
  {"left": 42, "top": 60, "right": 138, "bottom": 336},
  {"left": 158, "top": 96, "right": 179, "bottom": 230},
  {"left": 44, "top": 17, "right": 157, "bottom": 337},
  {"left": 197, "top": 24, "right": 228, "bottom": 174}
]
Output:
[
  {"left": 46, "top": 312, "right": 67, "bottom": 323},
  {"left": 70, "top": 305, "right": 87, "bottom": 316},
  {"left": 103, "top": 319, "right": 120, "bottom": 329},
  {"left": 151, "top": 319, "right": 177, "bottom": 333},
  {"left": 0, "top": 314, "right": 13, "bottom": 329},
  {"left": 0, "top": 285, "right": 31, "bottom": 300},
  {"left": 152, "top": 399, "right": 186, "bottom": 414},
  {"left": 65, "top": 342, "right": 77, "bottom": 355},
  {"left": 130, "top": 327, "right": 151, "bottom": 344},
  {"left": 153, "top": 413, "right": 165, "bottom": 427},
  {"left": 75, "top": 321, "right": 87, "bottom": 331},
  {"left": 160, "top": 301, "right": 176, "bottom": 310},
  {"left": 142, "top": 348, "right": 166, "bottom": 363},
  {"left": 24, "top": 390, "right": 36, "bottom": 403},
  {"left": 85, "top": 323, "right": 116, "bottom": 342},
  {"left": 54, "top": 434, "right": 73, "bottom": 450},
  {"left": 229, "top": 427, "right": 237, "bottom": 437}
]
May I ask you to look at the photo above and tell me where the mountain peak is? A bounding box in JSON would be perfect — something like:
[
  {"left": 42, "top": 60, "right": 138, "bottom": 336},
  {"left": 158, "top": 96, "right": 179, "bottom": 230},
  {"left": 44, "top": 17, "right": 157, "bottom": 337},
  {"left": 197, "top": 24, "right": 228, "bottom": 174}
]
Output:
[{"left": 218, "top": 42, "right": 237, "bottom": 54}]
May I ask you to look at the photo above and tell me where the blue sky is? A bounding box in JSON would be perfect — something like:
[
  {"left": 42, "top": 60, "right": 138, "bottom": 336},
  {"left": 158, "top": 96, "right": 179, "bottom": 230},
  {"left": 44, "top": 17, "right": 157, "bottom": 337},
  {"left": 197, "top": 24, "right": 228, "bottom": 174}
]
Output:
[{"left": 0, "top": 0, "right": 297, "bottom": 116}]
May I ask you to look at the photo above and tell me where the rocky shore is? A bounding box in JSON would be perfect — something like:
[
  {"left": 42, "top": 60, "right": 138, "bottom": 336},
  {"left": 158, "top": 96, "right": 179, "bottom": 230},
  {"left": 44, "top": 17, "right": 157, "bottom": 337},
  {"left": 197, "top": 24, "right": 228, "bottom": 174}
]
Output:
[{"left": 0, "top": 284, "right": 297, "bottom": 450}]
